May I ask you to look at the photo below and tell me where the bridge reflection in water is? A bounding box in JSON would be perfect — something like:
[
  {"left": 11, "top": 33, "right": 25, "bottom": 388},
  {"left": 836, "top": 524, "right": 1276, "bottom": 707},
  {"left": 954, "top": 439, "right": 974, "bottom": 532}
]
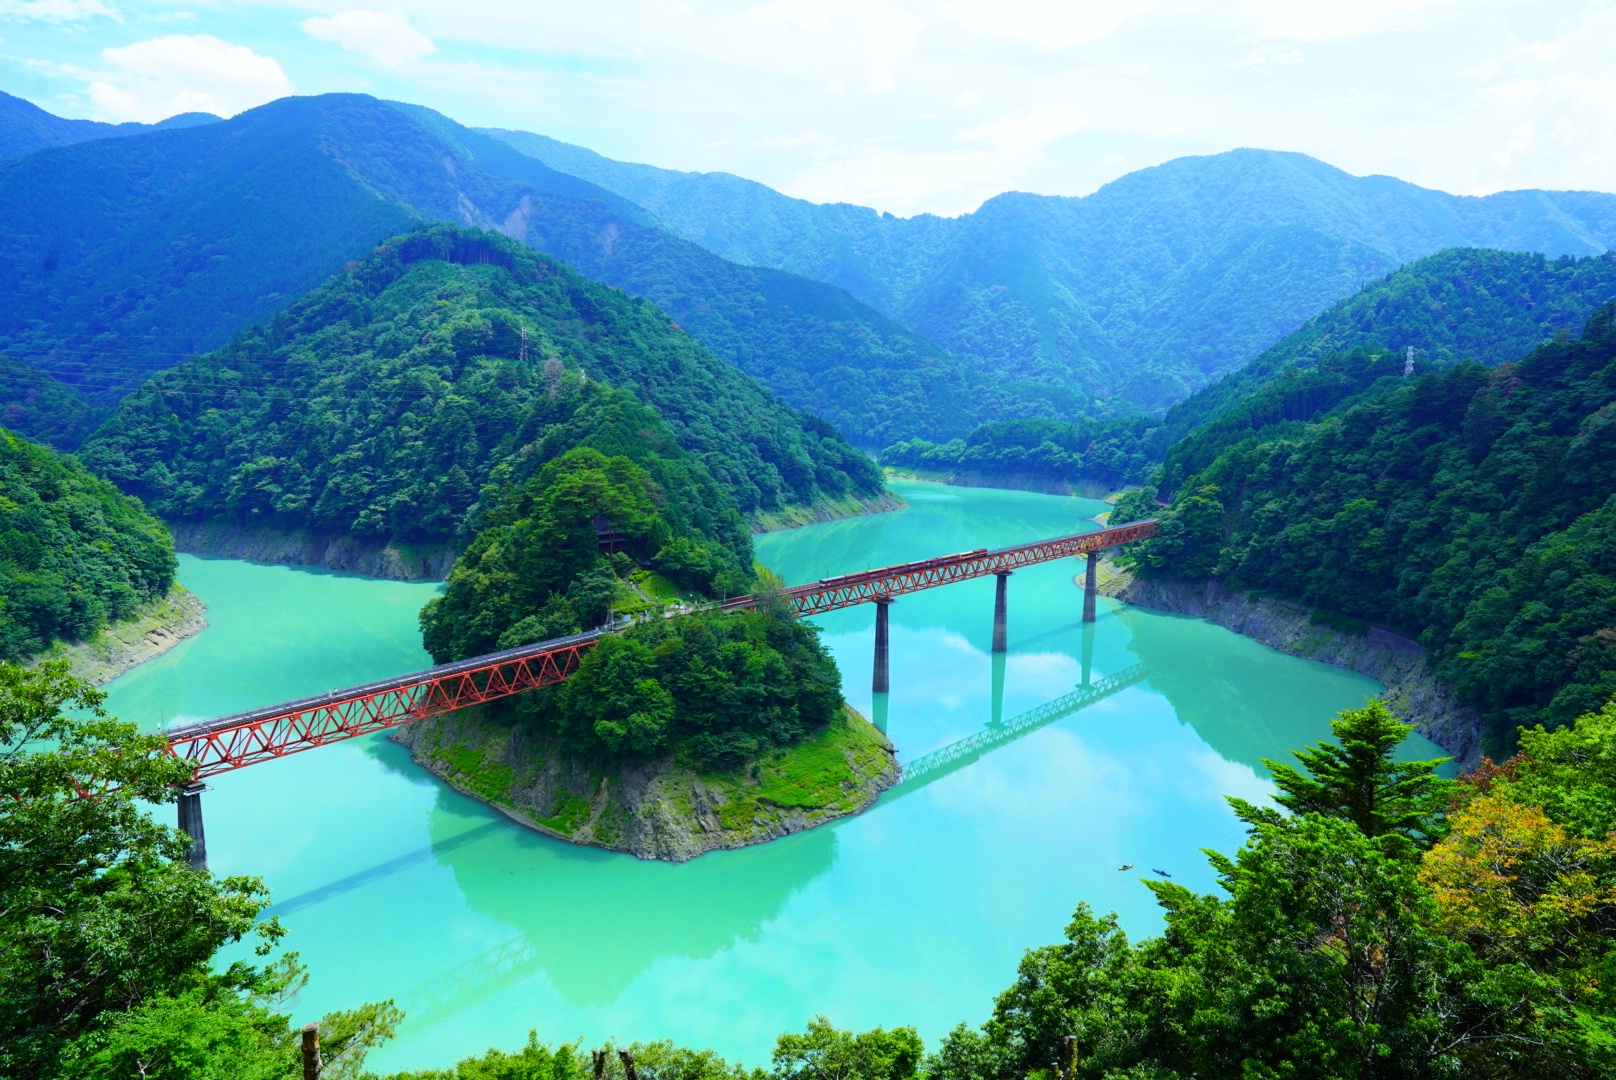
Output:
[{"left": 383, "top": 653, "right": 1148, "bottom": 1029}]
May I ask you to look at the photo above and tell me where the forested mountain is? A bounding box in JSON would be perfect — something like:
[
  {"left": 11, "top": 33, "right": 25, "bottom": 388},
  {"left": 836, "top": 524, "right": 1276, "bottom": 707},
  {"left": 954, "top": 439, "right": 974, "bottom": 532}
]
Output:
[
  {"left": 1117, "top": 304, "right": 1616, "bottom": 754},
  {"left": 489, "top": 131, "right": 1616, "bottom": 411},
  {"left": 0, "top": 358, "right": 101, "bottom": 449},
  {"left": 1157, "top": 248, "right": 1616, "bottom": 492},
  {"left": 0, "top": 426, "right": 175, "bottom": 661},
  {"left": 0, "top": 92, "right": 974, "bottom": 449},
  {"left": 79, "top": 227, "right": 880, "bottom": 548},
  {"left": 883, "top": 248, "right": 1616, "bottom": 493},
  {"left": 0, "top": 90, "right": 216, "bottom": 162}
]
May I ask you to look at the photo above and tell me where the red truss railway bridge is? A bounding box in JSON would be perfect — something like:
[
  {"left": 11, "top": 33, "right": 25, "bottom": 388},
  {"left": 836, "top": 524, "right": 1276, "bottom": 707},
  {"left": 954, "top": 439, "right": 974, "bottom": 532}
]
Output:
[{"left": 165, "top": 518, "right": 1156, "bottom": 865}]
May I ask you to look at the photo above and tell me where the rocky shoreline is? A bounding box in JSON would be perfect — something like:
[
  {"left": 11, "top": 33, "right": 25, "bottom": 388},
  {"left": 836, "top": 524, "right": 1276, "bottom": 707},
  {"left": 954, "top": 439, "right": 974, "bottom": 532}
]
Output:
[
  {"left": 31, "top": 585, "right": 208, "bottom": 686},
  {"left": 748, "top": 489, "right": 909, "bottom": 533},
  {"left": 167, "top": 519, "right": 458, "bottom": 581},
  {"left": 166, "top": 491, "right": 908, "bottom": 582},
  {"left": 882, "top": 467, "right": 1111, "bottom": 500},
  {"left": 392, "top": 703, "right": 900, "bottom": 861},
  {"left": 1101, "top": 564, "right": 1482, "bottom": 768}
]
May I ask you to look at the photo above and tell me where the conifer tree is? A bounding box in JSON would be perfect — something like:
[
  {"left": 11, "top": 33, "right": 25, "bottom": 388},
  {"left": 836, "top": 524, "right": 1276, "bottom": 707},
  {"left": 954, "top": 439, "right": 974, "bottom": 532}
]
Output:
[{"left": 1232, "top": 700, "right": 1450, "bottom": 852}]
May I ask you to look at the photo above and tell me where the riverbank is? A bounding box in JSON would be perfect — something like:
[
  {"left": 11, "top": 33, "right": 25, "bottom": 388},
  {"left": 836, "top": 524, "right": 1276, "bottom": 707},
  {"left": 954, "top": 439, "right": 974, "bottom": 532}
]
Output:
[
  {"left": 882, "top": 467, "right": 1112, "bottom": 500},
  {"left": 392, "top": 703, "right": 899, "bottom": 861},
  {"left": 1099, "top": 559, "right": 1482, "bottom": 767},
  {"left": 167, "top": 519, "right": 458, "bottom": 581},
  {"left": 29, "top": 585, "right": 207, "bottom": 685},
  {"left": 167, "top": 491, "right": 909, "bottom": 582},
  {"left": 749, "top": 489, "right": 908, "bottom": 533}
]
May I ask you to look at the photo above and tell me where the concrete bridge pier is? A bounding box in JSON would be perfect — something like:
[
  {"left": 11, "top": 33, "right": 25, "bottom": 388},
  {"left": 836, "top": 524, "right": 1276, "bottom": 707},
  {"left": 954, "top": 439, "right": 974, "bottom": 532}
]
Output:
[
  {"left": 1082, "top": 552, "right": 1099, "bottom": 623},
  {"left": 991, "top": 571, "right": 1011, "bottom": 653},
  {"left": 990, "top": 651, "right": 1007, "bottom": 727},
  {"left": 1081, "top": 623, "right": 1095, "bottom": 688},
  {"left": 871, "top": 691, "right": 890, "bottom": 734},
  {"left": 872, "top": 597, "right": 893, "bottom": 694},
  {"left": 177, "top": 781, "right": 208, "bottom": 870}
]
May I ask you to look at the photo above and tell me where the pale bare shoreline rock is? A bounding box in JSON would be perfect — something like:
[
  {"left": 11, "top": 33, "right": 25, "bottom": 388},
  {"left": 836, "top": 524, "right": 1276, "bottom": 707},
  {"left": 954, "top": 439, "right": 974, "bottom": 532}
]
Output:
[
  {"left": 29, "top": 585, "right": 208, "bottom": 686},
  {"left": 164, "top": 490, "right": 907, "bottom": 581},
  {"left": 1099, "top": 559, "right": 1482, "bottom": 768}
]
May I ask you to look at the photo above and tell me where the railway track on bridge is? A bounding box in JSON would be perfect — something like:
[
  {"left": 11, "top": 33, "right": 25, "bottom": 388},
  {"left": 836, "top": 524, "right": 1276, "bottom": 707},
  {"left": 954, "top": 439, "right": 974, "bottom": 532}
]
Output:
[{"left": 165, "top": 519, "right": 1158, "bottom": 782}]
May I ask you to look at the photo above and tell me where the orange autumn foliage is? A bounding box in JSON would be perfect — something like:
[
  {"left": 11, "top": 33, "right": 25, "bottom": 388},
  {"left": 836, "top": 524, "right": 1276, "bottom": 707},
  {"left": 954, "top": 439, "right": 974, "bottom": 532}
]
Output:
[{"left": 1419, "top": 786, "right": 1616, "bottom": 962}]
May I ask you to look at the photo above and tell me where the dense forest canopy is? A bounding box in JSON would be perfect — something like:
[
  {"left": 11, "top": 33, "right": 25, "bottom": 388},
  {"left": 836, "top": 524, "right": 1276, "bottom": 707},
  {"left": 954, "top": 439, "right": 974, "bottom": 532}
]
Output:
[
  {"left": 0, "top": 358, "right": 102, "bottom": 450},
  {"left": 419, "top": 443, "right": 839, "bottom": 772},
  {"left": 880, "top": 415, "right": 1168, "bottom": 491},
  {"left": 884, "top": 249, "right": 1616, "bottom": 493},
  {"left": 79, "top": 226, "right": 880, "bottom": 544},
  {"left": 541, "top": 603, "right": 842, "bottom": 769},
  {"left": 1158, "top": 249, "right": 1616, "bottom": 493},
  {"left": 0, "top": 428, "right": 174, "bottom": 661},
  {"left": 1118, "top": 305, "right": 1616, "bottom": 754},
  {"left": 419, "top": 445, "right": 751, "bottom": 663}
]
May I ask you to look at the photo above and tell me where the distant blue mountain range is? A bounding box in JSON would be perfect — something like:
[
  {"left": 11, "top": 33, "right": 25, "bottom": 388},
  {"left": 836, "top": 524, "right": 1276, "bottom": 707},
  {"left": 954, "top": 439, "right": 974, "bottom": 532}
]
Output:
[
  {"left": 2, "top": 88, "right": 1613, "bottom": 452},
  {"left": 486, "top": 129, "right": 1616, "bottom": 409}
]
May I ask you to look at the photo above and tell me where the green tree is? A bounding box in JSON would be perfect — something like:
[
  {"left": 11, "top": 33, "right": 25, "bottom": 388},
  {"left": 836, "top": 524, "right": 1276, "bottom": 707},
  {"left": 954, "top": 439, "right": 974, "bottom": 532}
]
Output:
[
  {"left": 0, "top": 660, "right": 400, "bottom": 1079},
  {"left": 1236, "top": 701, "right": 1451, "bottom": 852},
  {"left": 1134, "top": 485, "right": 1224, "bottom": 579},
  {"left": 771, "top": 1017, "right": 924, "bottom": 1080},
  {"left": 420, "top": 445, "right": 752, "bottom": 664},
  {"left": 0, "top": 426, "right": 176, "bottom": 660}
]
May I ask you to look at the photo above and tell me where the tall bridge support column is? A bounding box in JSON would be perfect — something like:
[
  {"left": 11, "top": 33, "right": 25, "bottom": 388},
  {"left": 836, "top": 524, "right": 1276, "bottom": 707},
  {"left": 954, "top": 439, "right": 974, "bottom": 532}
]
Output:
[
  {"left": 1082, "top": 552, "right": 1099, "bottom": 623},
  {"left": 177, "top": 781, "right": 208, "bottom": 870},
  {"left": 992, "top": 571, "right": 1010, "bottom": 653},
  {"left": 1081, "top": 623, "right": 1095, "bottom": 688},
  {"left": 872, "top": 597, "right": 893, "bottom": 694},
  {"left": 990, "top": 651, "right": 1007, "bottom": 727}
]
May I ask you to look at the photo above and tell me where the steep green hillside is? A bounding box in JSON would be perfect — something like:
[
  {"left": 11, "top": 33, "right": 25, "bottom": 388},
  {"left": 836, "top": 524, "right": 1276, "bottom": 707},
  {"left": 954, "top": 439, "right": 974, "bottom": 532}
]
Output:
[
  {"left": 0, "top": 427, "right": 175, "bottom": 660},
  {"left": 1158, "top": 249, "right": 1616, "bottom": 492},
  {"left": 0, "top": 358, "right": 102, "bottom": 449},
  {"left": 491, "top": 132, "right": 1616, "bottom": 411},
  {"left": 881, "top": 415, "right": 1167, "bottom": 491},
  {"left": 1119, "top": 305, "right": 1616, "bottom": 753},
  {"left": 0, "top": 93, "right": 974, "bottom": 449},
  {"left": 80, "top": 227, "right": 880, "bottom": 543}
]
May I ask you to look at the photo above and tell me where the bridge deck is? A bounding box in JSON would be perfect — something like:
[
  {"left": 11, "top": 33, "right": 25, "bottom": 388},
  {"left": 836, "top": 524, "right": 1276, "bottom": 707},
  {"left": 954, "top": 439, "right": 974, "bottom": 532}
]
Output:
[{"left": 166, "top": 518, "right": 1156, "bottom": 778}]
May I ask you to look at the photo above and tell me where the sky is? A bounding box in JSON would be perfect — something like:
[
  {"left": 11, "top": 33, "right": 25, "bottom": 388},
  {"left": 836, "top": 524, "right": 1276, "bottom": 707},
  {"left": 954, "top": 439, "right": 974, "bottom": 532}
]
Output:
[{"left": 1, "top": 0, "right": 1612, "bottom": 217}]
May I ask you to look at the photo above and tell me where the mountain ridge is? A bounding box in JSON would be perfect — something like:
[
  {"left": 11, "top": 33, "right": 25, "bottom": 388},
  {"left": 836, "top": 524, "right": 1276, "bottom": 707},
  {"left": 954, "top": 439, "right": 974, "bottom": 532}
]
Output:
[
  {"left": 0, "top": 89, "right": 217, "bottom": 161},
  {"left": 0, "top": 92, "right": 978, "bottom": 448},
  {"left": 486, "top": 131, "right": 1616, "bottom": 409}
]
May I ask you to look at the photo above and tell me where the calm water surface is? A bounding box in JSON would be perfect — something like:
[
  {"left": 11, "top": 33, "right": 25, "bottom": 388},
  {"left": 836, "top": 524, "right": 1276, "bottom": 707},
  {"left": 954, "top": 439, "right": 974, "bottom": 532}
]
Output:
[{"left": 102, "top": 481, "right": 1440, "bottom": 1071}]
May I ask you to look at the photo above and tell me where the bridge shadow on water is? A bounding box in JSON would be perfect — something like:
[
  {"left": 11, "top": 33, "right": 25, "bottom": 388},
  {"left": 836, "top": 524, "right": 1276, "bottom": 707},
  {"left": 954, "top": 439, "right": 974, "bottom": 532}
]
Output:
[{"left": 269, "top": 819, "right": 508, "bottom": 917}]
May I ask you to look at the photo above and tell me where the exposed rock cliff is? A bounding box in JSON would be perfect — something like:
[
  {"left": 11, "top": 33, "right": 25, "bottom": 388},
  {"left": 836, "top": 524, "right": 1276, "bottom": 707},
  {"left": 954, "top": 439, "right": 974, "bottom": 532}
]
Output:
[
  {"left": 1101, "top": 563, "right": 1481, "bottom": 768},
  {"left": 30, "top": 585, "right": 207, "bottom": 685},
  {"left": 167, "top": 519, "right": 458, "bottom": 581},
  {"left": 392, "top": 703, "right": 900, "bottom": 860}
]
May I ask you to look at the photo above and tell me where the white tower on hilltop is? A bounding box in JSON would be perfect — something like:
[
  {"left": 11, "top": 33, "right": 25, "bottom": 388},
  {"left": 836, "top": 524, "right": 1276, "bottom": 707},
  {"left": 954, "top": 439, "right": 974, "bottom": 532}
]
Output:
[{"left": 1404, "top": 346, "right": 1415, "bottom": 376}]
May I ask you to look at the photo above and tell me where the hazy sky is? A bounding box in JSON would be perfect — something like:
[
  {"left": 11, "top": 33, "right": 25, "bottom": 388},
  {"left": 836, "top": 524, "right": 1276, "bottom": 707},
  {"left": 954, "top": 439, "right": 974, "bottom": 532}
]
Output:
[{"left": 2, "top": 0, "right": 1612, "bottom": 216}]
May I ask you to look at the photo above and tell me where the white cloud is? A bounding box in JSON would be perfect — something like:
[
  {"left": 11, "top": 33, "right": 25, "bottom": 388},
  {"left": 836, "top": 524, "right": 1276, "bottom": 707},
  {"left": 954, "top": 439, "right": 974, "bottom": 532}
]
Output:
[
  {"left": 87, "top": 35, "right": 293, "bottom": 123},
  {"left": 303, "top": 8, "right": 437, "bottom": 68},
  {"left": 1237, "top": 0, "right": 1461, "bottom": 43},
  {"left": 21, "top": 0, "right": 1612, "bottom": 214},
  {"left": 0, "top": 0, "right": 118, "bottom": 21}
]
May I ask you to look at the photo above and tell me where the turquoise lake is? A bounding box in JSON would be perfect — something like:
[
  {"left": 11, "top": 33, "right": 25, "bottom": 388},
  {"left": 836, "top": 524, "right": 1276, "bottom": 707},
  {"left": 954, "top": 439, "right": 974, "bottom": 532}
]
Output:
[{"left": 101, "top": 480, "right": 1440, "bottom": 1072}]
